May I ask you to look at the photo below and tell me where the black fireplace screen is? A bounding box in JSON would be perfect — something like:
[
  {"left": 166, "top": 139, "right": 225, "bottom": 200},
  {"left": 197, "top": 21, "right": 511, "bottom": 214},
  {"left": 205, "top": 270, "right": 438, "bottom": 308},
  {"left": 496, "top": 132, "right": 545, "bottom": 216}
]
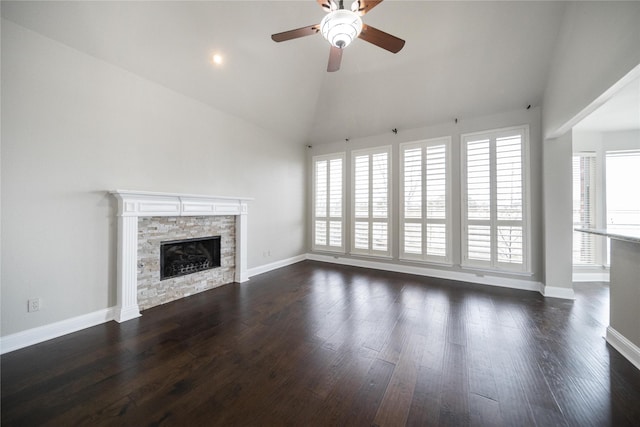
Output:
[{"left": 160, "top": 236, "right": 221, "bottom": 280}]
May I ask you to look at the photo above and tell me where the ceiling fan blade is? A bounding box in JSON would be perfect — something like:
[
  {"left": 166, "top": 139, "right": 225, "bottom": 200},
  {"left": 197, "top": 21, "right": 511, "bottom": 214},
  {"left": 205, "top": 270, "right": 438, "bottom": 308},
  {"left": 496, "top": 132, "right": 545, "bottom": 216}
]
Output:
[
  {"left": 327, "top": 46, "right": 343, "bottom": 72},
  {"left": 271, "top": 24, "right": 320, "bottom": 42},
  {"left": 316, "top": 0, "right": 334, "bottom": 12},
  {"left": 358, "top": 24, "right": 405, "bottom": 53},
  {"left": 354, "top": 0, "right": 383, "bottom": 15}
]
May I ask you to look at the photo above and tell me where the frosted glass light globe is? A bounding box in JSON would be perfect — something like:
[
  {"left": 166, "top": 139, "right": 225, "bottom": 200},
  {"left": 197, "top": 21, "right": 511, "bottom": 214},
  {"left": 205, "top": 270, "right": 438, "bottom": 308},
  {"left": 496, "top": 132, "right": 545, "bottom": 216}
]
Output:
[{"left": 320, "top": 9, "right": 363, "bottom": 49}]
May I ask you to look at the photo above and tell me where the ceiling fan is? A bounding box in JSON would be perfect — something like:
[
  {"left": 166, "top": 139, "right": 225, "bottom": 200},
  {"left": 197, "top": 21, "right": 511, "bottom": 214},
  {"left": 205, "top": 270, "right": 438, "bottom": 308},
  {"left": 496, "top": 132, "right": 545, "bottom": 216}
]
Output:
[{"left": 271, "top": 0, "right": 405, "bottom": 72}]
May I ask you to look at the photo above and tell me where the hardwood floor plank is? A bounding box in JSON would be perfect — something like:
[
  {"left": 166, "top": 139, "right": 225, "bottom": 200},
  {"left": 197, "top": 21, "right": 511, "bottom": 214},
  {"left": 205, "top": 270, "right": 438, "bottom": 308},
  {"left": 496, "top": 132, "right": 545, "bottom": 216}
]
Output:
[
  {"left": 343, "top": 358, "right": 396, "bottom": 426},
  {"left": 377, "top": 318, "right": 410, "bottom": 365},
  {"left": 469, "top": 393, "right": 503, "bottom": 427},
  {"left": 373, "top": 332, "right": 427, "bottom": 426},
  {"left": 438, "top": 341, "right": 471, "bottom": 426},
  {"left": 306, "top": 350, "right": 376, "bottom": 425},
  {"left": 490, "top": 348, "right": 537, "bottom": 427},
  {"left": 406, "top": 365, "right": 444, "bottom": 426},
  {"left": 466, "top": 338, "right": 499, "bottom": 402},
  {"left": 509, "top": 349, "right": 567, "bottom": 424},
  {"left": 3, "top": 261, "right": 640, "bottom": 426}
]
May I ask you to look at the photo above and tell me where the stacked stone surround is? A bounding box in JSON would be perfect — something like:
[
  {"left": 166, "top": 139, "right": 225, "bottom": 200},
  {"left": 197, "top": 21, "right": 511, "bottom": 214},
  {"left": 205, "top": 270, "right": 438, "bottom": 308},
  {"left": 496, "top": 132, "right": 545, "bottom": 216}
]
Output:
[{"left": 137, "top": 216, "right": 235, "bottom": 310}]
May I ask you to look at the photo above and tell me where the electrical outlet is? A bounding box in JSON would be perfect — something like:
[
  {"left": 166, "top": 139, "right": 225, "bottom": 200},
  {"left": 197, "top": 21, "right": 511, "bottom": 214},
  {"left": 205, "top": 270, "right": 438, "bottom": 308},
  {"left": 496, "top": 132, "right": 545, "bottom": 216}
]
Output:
[{"left": 28, "top": 298, "right": 41, "bottom": 312}]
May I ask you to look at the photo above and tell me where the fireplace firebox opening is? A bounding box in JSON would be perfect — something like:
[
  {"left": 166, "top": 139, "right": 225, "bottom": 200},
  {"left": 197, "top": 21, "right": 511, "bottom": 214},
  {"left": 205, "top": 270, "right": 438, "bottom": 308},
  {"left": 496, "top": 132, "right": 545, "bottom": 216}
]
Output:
[{"left": 160, "top": 236, "right": 221, "bottom": 280}]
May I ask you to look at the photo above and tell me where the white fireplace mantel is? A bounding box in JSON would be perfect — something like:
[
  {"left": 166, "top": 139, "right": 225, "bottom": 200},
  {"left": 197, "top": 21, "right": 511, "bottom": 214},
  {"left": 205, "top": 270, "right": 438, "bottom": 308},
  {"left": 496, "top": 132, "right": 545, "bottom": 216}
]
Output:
[{"left": 111, "top": 190, "right": 252, "bottom": 323}]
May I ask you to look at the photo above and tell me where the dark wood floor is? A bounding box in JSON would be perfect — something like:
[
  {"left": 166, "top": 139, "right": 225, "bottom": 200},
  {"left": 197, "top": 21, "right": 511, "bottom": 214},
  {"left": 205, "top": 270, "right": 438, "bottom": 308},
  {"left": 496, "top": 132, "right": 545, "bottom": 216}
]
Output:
[{"left": 2, "top": 261, "right": 640, "bottom": 426}]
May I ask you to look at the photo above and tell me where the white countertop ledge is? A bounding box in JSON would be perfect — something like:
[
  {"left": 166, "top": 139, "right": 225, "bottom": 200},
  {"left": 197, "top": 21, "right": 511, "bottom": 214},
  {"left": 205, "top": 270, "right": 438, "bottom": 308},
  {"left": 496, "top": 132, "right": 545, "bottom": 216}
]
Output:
[{"left": 575, "top": 228, "right": 640, "bottom": 244}]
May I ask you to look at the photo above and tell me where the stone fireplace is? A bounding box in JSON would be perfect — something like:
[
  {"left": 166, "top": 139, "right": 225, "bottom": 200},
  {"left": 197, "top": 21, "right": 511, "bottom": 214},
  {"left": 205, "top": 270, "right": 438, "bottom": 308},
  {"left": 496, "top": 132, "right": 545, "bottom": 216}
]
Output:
[
  {"left": 138, "top": 216, "right": 232, "bottom": 310},
  {"left": 111, "top": 190, "right": 251, "bottom": 322}
]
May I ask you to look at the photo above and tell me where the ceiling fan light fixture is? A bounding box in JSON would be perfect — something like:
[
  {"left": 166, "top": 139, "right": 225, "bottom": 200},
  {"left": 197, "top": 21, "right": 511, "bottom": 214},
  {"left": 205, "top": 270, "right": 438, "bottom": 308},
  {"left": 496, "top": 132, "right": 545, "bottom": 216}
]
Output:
[{"left": 320, "top": 9, "right": 363, "bottom": 49}]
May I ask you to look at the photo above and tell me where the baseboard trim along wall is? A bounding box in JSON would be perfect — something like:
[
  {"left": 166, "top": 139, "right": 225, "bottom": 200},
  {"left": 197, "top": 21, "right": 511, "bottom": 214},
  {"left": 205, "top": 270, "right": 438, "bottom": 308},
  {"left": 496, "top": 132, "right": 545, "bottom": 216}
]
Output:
[
  {"left": 247, "top": 254, "right": 307, "bottom": 278},
  {"left": 607, "top": 326, "right": 640, "bottom": 371},
  {"left": 540, "top": 285, "right": 576, "bottom": 300},
  {"left": 0, "top": 307, "right": 116, "bottom": 355},
  {"left": 306, "top": 253, "right": 550, "bottom": 295}
]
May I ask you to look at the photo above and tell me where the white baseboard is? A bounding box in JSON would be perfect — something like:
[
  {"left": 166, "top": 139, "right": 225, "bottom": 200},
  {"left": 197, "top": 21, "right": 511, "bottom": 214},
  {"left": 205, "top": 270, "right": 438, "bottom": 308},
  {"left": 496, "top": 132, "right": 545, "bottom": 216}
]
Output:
[
  {"left": 606, "top": 326, "right": 640, "bottom": 370},
  {"left": 540, "top": 285, "right": 576, "bottom": 300},
  {"left": 0, "top": 307, "right": 116, "bottom": 355},
  {"left": 247, "top": 254, "right": 307, "bottom": 278},
  {"left": 306, "top": 253, "right": 545, "bottom": 294}
]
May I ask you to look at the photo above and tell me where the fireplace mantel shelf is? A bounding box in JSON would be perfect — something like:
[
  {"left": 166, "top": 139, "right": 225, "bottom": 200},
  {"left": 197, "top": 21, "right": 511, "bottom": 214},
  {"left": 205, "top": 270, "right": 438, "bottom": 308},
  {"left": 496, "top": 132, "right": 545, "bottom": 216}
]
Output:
[
  {"left": 111, "top": 189, "right": 253, "bottom": 217},
  {"left": 111, "top": 190, "right": 251, "bottom": 323}
]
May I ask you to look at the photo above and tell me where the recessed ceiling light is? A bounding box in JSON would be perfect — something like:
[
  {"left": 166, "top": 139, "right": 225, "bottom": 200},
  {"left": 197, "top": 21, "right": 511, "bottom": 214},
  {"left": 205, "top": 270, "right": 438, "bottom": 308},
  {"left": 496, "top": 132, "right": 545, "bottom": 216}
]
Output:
[{"left": 212, "top": 54, "right": 223, "bottom": 65}]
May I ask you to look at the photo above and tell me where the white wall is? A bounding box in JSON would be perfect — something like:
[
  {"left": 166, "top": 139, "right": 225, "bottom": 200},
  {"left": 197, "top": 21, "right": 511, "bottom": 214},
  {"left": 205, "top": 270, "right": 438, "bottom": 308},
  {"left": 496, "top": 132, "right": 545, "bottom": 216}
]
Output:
[
  {"left": 543, "top": 2, "right": 640, "bottom": 138},
  {"left": 602, "top": 130, "right": 640, "bottom": 151},
  {"left": 308, "top": 107, "right": 544, "bottom": 285},
  {"left": 542, "top": 132, "right": 574, "bottom": 293},
  {"left": 1, "top": 20, "right": 306, "bottom": 336}
]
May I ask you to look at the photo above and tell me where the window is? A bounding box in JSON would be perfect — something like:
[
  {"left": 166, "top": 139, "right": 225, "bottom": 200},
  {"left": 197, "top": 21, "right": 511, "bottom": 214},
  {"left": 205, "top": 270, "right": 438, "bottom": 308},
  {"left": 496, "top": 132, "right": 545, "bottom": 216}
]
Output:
[
  {"left": 606, "top": 150, "right": 640, "bottom": 231},
  {"left": 313, "top": 153, "right": 345, "bottom": 252},
  {"left": 400, "top": 137, "right": 452, "bottom": 263},
  {"left": 572, "top": 153, "right": 597, "bottom": 265},
  {"left": 461, "top": 126, "right": 530, "bottom": 272},
  {"left": 351, "top": 146, "right": 391, "bottom": 256},
  {"left": 605, "top": 150, "right": 640, "bottom": 264}
]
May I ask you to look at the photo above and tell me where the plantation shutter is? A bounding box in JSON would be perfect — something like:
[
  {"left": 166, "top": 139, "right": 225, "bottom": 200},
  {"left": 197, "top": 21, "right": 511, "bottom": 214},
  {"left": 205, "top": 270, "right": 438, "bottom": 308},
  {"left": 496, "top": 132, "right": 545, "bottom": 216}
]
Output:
[
  {"left": 495, "top": 134, "right": 524, "bottom": 264},
  {"left": 572, "top": 154, "right": 596, "bottom": 265},
  {"left": 352, "top": 147, "right": 391, "bottom": 256},
  {"left": 400, "top": 138, "right": 451, "bottom": 263},
  {"left": 465, "top": 137, "right": 492, "bottom": 262},
  {"left": 462, "top": 126, "right": 529, "bottom": 272},
  {"left": 313, "top": 153, "right": 345, "bottom": 252},
  {"left": 403, "top": 147, "right": 422, "bottom": 255}
]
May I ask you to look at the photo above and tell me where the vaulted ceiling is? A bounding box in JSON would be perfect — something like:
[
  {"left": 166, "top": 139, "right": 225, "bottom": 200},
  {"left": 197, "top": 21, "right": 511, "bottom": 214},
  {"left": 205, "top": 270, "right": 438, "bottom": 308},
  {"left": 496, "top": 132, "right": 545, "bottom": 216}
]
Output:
[{"left": 1, "top": 1, "right": 567, "bottom": 145}]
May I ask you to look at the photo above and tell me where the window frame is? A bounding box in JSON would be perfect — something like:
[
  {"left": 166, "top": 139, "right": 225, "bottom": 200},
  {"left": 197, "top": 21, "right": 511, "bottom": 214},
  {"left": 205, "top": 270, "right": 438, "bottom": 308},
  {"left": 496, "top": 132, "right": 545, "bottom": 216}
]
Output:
[
  {"left": 350, "top": 145, "right": 392, "bottom": 258},
  {"left": 399, "top": 137, "right": 453, "bottom": 264},
  {"left": 312, "top": 152, "right": 346, "bottom": 253},
  {"left": 460, "top": 125, "right": 531, "bottom": 273}
]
